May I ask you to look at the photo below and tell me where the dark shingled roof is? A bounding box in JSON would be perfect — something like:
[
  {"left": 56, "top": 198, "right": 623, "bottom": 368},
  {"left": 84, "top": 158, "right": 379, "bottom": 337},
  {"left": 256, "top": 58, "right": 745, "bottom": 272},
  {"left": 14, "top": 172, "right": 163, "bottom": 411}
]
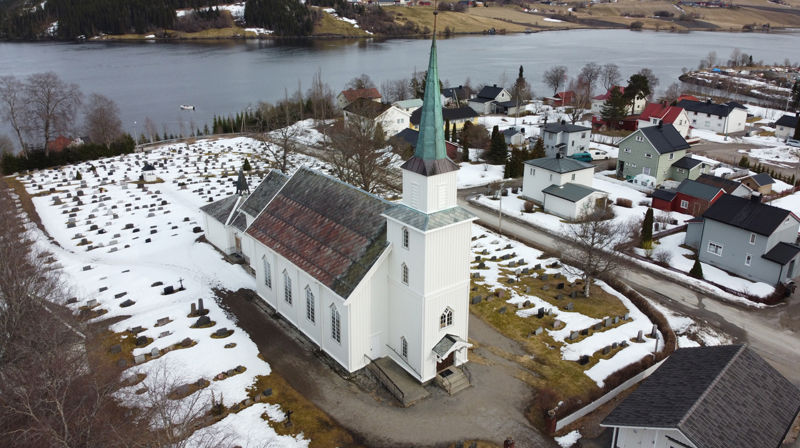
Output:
[
  {"left": 542, "top": 183, "right": 600, "bottom": 202},
  {"left": 239, "top": 170, "right": 289, "bottom": 218},
  {"left": 652, "top": 188, "right": 677, "bottom": 202},
  {"left": 703, "top": 194, "right": 793, "bottom": 236},
  {"left": 763, "top": 242, "right": 800, "bottom": 265},
  {"left": 695, "top": 174, "right": 744, "bottom": 194},
  {"left": 200, "top": 195, "right": 242, "bottom": 226},
  {"left": 246, "top": 168, "right": 392, "bottom": 299},
  {"left": 383, "top": 204, "right": 476, "bottom": 231},
  {"left": 749, "top": 172, "right": 775, "bottom": 186},
  {"left": 142, "top": 162, "right": 156, "bottom": 171},
  {"left": 542, "top": 121, "right": 591, "bottom": 134},
  {"left": 476, "top": 85, "right": 504, "bottom": 99},
  {"left": 636, "top": 124, "right": 690, "bottom": 154},
  {"left": 776, "top": 114, "right": 799, "bottom": 129},
  {"left": 524, "top": 156, "right": 594, "bottom": 173},
  {"left": 678, "top": 99, "right": 740, "bottom": 118},
  {"left": 603, "top": 345, "right": 800, "bottom": 448},
  {"left": 410, "top": 106, "right": 479, "bottom": 126},
  {"left": 432, "top": 334, "right": 467, "bottom": 357},
  {"left": 343, "top": 97, "right": 392, "bottom": 119},
  {"left": 230, "top": 211, "right": 247, "bottom": 231},
  {"left": 671, "top": 155, "right": 703, "bottom": 170},
  {"left": 676, "top": 179, "right": 723, "bottom": 201},
  {"left": 441, "top": 85, "right": 469, "bottom": 102}
]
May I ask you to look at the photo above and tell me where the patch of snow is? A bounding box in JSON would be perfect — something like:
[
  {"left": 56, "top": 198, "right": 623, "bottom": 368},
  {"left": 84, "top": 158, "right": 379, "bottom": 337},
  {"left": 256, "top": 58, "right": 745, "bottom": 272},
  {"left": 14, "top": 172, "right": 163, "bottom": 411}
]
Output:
[
  {"left": 457, "top": 163, "right": 505, "bottom": 188},
  {"left": 245, "top": 27, "right": 273, "bottom": 35},
  {"left": 544, "top": 17, "right": 564, "bottom": 22},
  {"left": 555, "top": 430, "right": 581, "bottom": 447}
]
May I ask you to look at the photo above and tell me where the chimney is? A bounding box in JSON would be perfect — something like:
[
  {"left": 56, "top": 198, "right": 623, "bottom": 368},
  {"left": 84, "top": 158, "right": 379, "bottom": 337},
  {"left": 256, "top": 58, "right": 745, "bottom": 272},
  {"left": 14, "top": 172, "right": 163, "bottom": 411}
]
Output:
[
  {"left": 751, "top": 192, "right": 761, "bottom": 203},
  {"left": 493, "top": 84, "right": 497, "bottom": 88},
  {"left": 556, "top": 152, "right": 563, "bottom": 159}
]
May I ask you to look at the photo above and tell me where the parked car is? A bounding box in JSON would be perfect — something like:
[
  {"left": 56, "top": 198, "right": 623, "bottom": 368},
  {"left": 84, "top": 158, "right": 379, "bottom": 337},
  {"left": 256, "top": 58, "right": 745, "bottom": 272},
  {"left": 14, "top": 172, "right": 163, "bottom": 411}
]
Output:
[
  {"left": 569, "top": 152, "right": 593, "bottom": 163},
  {"left": 589, "top": 149, "right": 609, "bottom": 160}
]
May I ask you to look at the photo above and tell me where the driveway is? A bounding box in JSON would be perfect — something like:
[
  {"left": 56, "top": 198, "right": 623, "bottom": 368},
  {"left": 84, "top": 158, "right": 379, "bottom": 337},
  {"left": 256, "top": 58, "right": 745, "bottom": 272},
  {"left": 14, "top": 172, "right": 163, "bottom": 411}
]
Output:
[{"left": 219, "top": 288, "right": 557, "bottom": 448}]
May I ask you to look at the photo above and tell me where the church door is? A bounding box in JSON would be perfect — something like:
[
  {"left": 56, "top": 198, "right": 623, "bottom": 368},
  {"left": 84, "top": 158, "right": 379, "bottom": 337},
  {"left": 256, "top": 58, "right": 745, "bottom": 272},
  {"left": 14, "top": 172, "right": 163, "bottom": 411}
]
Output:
[
  {"left": 437, "top": 351, "right": 455, "bottom": 372},
  {"left": 234, "top": 235, "right": 242, "bottom": 253}
]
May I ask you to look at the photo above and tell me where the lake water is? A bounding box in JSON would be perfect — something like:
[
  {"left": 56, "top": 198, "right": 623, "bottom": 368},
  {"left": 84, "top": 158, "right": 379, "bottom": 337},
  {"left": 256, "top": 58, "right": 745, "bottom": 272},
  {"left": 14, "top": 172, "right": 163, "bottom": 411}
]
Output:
[{"left": 1, "top": 29, "right": 798, "bottom": 138}]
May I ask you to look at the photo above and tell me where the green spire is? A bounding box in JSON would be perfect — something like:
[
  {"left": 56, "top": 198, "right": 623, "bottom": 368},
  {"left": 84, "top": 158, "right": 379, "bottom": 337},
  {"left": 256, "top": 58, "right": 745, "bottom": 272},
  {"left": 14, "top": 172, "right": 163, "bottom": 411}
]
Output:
[{"left": 415, "top": 37, "right": 447, "bottom": 161}]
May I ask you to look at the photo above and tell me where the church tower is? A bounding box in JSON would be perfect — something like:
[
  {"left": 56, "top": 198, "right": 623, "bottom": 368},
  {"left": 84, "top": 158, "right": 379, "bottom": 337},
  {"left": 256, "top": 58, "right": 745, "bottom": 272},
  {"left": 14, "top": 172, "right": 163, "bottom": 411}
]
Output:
[{"left": 382, "top": 26, "right": 477, "bottom": 383}]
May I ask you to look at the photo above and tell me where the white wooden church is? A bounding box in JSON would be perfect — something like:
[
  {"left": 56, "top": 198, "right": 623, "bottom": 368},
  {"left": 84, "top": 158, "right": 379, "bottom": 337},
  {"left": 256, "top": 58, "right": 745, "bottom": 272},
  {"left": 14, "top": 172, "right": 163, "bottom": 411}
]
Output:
[{"left": 201, "top": 36, "right": 476, "bottom": 383}]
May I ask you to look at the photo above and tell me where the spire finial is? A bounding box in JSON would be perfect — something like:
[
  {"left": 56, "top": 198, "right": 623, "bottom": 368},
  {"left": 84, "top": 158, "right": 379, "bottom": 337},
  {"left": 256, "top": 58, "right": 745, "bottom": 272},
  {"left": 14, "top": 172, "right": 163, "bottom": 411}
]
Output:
[{"left": 432, "top": 0, "right": 438, "bottom": 36}]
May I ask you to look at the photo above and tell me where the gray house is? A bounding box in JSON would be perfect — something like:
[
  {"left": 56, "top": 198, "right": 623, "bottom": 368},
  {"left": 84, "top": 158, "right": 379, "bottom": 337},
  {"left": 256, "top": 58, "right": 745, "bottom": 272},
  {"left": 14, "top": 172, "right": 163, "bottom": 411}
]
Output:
[
  {"left": 541, "top": 120, "right": 591, "bottom": 157},
  {"left": 602, "top": 344, "right": 800, "bottom": 448},
  {"left": 467, "top": 85, "right": 511, "bottom": 115},
  {"left": 616, "top": 124, "right": 691, "bottom": 185},
  {"left": 685, "top": 194, "right": 800, "bottom": 285}
]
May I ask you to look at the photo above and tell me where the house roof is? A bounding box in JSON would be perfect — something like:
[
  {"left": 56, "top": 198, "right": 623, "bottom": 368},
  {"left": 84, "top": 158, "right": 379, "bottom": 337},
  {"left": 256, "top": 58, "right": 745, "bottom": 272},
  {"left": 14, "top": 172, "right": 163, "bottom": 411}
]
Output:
[
  {"left": 763, "top": 242, "right": 800, "bottom": 265},
  {"left": 410, "top": 106, "right": 478, "bottom": 125},
  {"left": 393, "top": 98, "right": 423, "bottom": 110},
  {"left": 554, "top": 90, "right": 575, "bottom": 100},
  {"left": 441, "top": 85, "right": 469, "bottom": 101},
  {"left": 652, "top": 188, "right": 677, "bottom": 202},
  {"left": 339, "top": 87, "right": 381, "bottom": 103},
  {"left": 695, "top": 174, "right": 745, "bottom": 194},
  {"left": 542, "top": 182, "right": 601, "bottom": 202},
  {"left": 747, "top": 172, "right": 775, "bottom": 186},
  {"left": 593, "top": 86, "right": 625, "bottom": 101},
  {"left": 239, "top": 170, "right": 289, "bottom": 218},
  {"left": 702, "top": 194, "right": 793, "bottom": 236},
  {"left": 676, "top": 94, "right": 699, "bottom": 103},
  {"left": 776, "top": 114, "right": 799, "bottom": 128},
  {"left": 671, "top": 155, "right": 703, "bottom": 170},
  {"left": 469, "top": 97, "right": 494, "bottom": 104},
  {"left": 502, "top": 127, "right": 524, "bottom": 137},
  {"left": 542, "top": 121, "right": 591, "bottom": 134},
  {"left": 230, "top": 211, "right": 247, "bottom": 231},
  {"left": 726, "top": 100, "right": 747, "bottom": 110},
  {"left": 383, "top": 203, "right": 476, "bottom": 231},
  {"left": 638, "top": 103, "right": 685, "bottom": 124},
  {"left": 497, "top": 100, "right": 520, "bottom": 108},
  {"left": 343, "top": 98, "right": 392, "bottom": 119},
  {"left": 200, "top": 195, "right": 242, "bottom": 226},
  {"left": 524, "top": 155, "right": 594, "bottom": 173},
  {"left": 677, "top": 99, "right": 741, "bottom": 117},
  {"left": 635, "top": 124, "right": 690, "bottom": 154},
  {"left": 676, "top": 178, "right": 723, "bottom": 201},
  {"left": 245, "top": 167, "right": 392, "bottom": 299},
  {"left": 603, "top": 345, "right": 800, "bottom": 448},
  {"left": 476, "top": 85, "right": 504, "bottom": 100}
]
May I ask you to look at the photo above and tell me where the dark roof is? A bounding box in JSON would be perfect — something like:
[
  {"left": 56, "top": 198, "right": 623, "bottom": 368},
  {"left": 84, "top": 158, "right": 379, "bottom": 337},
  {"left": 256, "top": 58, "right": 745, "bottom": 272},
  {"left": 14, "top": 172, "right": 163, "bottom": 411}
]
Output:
[
  {"left": 671, "top": 155, "right": 703, "bottom": 170},
  {"left": 726, "top": 100, "right": 747, "bottom": 110},
  {"left": 410, "top": 106, "right": 478, "bottom": 126},
  {"left": 702, "top": 194, "right": 793, "bottom": 236},
  {"left": 432, "top": 334, "right": 466, "bottom": 357},
  {"left": 200, "top": 195, "right": 242, "bottom": 226},
  {"left": 502, "top": 127, "right": 524, "bottom": 137},
  {"left": 776, "top": 114, "right": 799, "bottom": 128},
  {"left": 696, "top": 174, "right": 744, "bottom": 194},
  {"left": 230, "top": 211, "right": 247, "bottom": 231},
  {"left": 441, "top": 85, "right": 469, "bottom": 101},
  {"left": 142, "top": 162, "right": 156, "bottom": 171},
  {"left": 468, "top": 97, "right": 494, "bottom": 104},
  {"left": 246, "top": 168, "right": 392, "bottom": 299},
  {"left": 763, "top": 242, "right": 800, "bottom": 265},
  {"left": 383, "top": 204, "right": 476, "bottom": 231},
  {"left": 652, "top": 188, "right": 677, "bottom": 202},
  {"left": 677, "top": 99, "right": 740, "bottom": 117},
  {"left": 676, "top": 179, "right": 723, "bottom": 201},
  {"left": 542, "top": 121, "right": 591, "bottom": 134},
  {"left": 635, "top": 124, "right": 690, "bottom": 154},
  {"left": 749, "top": 172, "right": 775, "bottom": 186},
  {"left": 343, "top": 97, "right": 392, "bottom": 119},
  {"left": 476, "top": 85, "right": 504, "bottom": 99},
  {"left": 524, "top": 156, "right": 594, "bottom": 173},
  {"left": 239, "top": 170, "right": 289, "bottom": 218},
  {"left": 542, "top": 183, "right": 601, "bottom": 202},
  {"left": 603, "top": 345, "right": 800, "bottom": 448}
]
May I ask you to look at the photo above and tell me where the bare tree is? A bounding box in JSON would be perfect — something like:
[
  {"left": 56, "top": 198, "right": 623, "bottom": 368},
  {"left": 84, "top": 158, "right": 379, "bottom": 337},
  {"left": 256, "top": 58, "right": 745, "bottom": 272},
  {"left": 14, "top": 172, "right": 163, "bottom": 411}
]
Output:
[
  {"left": 560, "top": 205, "right": 622, "bottom": 298},
  {"left": 566, "top": 77, "right": 591, "bottom": 124},
  {"left": 0, "top": 76, "right": 29, "bottom": 153},
  {"left": 83, "top": 93, "right": 123, "bottom": 146},
  {"left": 579, "top": 62, "right": 602, "bottom": 97},
  {"left": 380, "top": 78, "right": 412, "bottom": 103},
  {"left": 543, "top": 65, "right": 568, "bottom": 96},
  {"left": 321, "top": 115, "right": 393, "bottom": 194},
  {"left": 25, "top": 72, "right": 82, "bottom": 155},
  {"left": 345, "top": 73, "right": 376, "bottom": 90},
  {"left": 660, "top": 82, "right": 682, "bottom": 104},
  {"left": 308, "top": 68, "right": 335, "bottom": 120},
  {"left": 257, "top": 92, "right": 300, "bottom": 174},
  {"left": 601, "top": 63, "right": 621, "bottom": 91},
  {"left": 144, "top": 117, "right": 159, "bottom": 143},
  {"left": 637, "top": 68, "right": 659, "bottom": 98}
]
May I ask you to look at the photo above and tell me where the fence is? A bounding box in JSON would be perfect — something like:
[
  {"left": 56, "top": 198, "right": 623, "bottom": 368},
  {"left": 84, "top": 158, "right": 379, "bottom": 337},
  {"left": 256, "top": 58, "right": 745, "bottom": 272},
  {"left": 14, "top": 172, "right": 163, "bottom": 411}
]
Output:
[{"left": 590, "top": 134, "right": 624, "bottom": 146}]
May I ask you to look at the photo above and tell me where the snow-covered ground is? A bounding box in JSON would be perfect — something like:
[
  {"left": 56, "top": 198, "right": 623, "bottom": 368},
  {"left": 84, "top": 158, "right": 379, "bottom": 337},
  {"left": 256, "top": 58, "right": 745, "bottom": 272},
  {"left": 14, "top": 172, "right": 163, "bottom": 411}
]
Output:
[
  {"left": 555, "top": 430, "right": 581, "bottom": 447},
  {"left": 177, "top": 2, "right": 245, "bottom": 20},
  {"left": 648, "top": 301, "right": 731, "bottom": 349},
  {"left": 472, "top": 225, "right": 661, "bottom": 388},
  {"left": 457, "top": 162, "right": 505, "bottom": 188}
]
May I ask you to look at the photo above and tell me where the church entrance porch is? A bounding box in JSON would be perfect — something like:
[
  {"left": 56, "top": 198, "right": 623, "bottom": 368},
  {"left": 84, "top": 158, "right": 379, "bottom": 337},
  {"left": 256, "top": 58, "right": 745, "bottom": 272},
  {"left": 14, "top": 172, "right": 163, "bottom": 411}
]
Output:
[{"left": 437, "top": 351, "right": 455, "bottom": 372}]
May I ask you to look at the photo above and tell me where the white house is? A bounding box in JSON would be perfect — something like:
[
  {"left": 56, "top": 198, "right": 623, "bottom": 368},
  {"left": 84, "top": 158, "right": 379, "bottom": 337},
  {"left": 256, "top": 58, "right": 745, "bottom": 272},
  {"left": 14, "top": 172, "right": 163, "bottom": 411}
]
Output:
[
  {"left": 343, "top": 98, "right": 411, "bottom": 137},
  {"left": 590, "top": 86, "right": 646, "bottom": 116},
  {"left": 337, "top": 87, "right": 382, "bottom": 110},
  {"left": 142, "top": 163, "right": 157, "bottom": 182},
  {"left": 467, "top": 85, "right": 512, "bottom": 115},
  {"left": 677, "top": 99, "right": 747, "bottom": 134},
  {"left": 202, "top": 37, "right": 477, "bottom": 386},
  {"left": 637, "top": 102, "right": 691, "bottom": 138},
  {"left": 541, "top": 183, "right": 607, "bottom": 220},
  {"left": 775, "top": 114, "right": 798, "bottom": 139},
  {"left": 392, "top": 98, "right": 423, "bottom": 114},
  {"left": 540, "top": 120, "right": 591, "bottom": 157},
  {"left": 502, "top": 127, "right": 527, "bottom": 147},
  {"left": 522, "top": 154, "right": 595, "bottom": 203}
]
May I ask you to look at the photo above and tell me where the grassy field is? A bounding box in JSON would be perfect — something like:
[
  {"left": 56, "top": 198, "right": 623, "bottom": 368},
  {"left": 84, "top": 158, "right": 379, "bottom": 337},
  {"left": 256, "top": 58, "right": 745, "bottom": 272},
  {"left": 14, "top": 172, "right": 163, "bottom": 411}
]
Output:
[{"left": 313, "top": 9, "right": 371, "bottom": 37}]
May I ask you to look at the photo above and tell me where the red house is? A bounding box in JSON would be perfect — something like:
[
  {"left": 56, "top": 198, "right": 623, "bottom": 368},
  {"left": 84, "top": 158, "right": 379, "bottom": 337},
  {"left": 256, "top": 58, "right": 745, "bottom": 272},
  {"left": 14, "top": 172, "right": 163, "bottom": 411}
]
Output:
[
  {"left": 652, "top": 179, "right": 724, "bottom": 216},
  {"left": 547, "top": 91, "right": 575, "bottom": 107}
]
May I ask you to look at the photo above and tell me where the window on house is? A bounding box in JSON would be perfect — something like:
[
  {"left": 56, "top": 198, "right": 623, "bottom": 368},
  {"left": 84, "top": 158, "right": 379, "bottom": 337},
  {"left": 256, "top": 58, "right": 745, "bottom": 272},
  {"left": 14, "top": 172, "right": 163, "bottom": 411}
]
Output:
[
  {"left": 402, "top": 227, "right": 409, "bottom": 249},
  {"left": 749, "top": 233, "right": 756, "bottom": 245},
  {"left": 440, "top": 307, "right": 453, "bottom": 328},
  {"left": 283, "top": 270, "right": 292, "bottom": 304},
  {"left": 571, "top": 141, "right": 575, "bottom": 147},
  {"left": 643, "top": 167, "right": 651, "bottom": 176},
  {"left": 692, "top": 119, "right": 697, "bottom": 124},
  {"left": 581, "top": 133, "right": 586, "bottom": 138},
  {"left": 745, "top": 254, "right": 752, "bottom": 266},
  {"left": 635, "top": 135, "right": 643, "bottom": 142},
  {"left": 707, "top": 241, "right": 723, "bottom": 256},
  {"left": 624, "top": 148, "right": 631, "bottom": 153},
  {"left": 669, "top": 153, "right": 675, "bottom": 160},
  {"left": 680, "top": 200, "right": 689, "bottom": 209},
  {"left": 531, "top": 168, "right": 535, "bottom": 175},
  {"left": 571, "top": 173, "right": 576, "bottom": 181},
  {"left": 262, "top": 256, "right": 272, "bottom": 288},
  {"left": 331, "top": 305, "right": 341, "bottom": 343},
  {"left": 305, "top": 286, "right": 315, "bottom": 323},
  {"left": 645, "top": 153, "right": 652, "bottom": 158},
  {"left": 401, "top": 336, "right": 408, "bottom": 358},
  {"left": 401, "top": 263, "right": 409, "bottom": 285}
]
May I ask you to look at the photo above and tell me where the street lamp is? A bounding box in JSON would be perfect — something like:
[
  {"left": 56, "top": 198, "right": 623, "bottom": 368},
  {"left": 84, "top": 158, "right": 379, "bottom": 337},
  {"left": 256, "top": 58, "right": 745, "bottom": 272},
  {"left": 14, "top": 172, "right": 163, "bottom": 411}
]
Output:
[{"left": 497, "top": 180, "right": 507, "bottom": 234}]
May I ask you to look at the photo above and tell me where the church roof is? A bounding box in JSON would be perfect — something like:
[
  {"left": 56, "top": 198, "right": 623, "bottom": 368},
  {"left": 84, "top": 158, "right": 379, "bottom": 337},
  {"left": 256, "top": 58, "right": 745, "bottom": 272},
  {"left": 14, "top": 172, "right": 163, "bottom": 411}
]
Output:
[
  {"left": 200, "top": 195, "right": 242, "bottom": 226},
  {"left": 246, "top": 167, "right": 392, "bottom": 299},
  {"left": 400, "top": 37, "right": 459, "bottom": 177},
  {"left": 383, "top": 204, "right": 476, "bottom": 231},
  {"left": 239, "top": 170, "right": 289, "bottom": 218}
]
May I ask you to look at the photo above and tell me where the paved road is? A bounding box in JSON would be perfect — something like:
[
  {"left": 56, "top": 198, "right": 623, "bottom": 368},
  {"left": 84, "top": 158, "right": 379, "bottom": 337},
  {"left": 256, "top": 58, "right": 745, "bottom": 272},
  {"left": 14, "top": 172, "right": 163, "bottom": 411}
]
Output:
[{"left": 458, "top": 188, "right": 800, "bottom": 385}]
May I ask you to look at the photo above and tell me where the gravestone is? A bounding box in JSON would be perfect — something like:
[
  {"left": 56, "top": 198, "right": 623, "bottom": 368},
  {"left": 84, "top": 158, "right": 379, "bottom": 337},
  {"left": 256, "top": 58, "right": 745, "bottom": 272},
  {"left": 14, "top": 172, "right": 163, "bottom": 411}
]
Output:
[
  {"left": 579, "top": 355, "right": 590, "bottom": 365},
  {"left": 580, "top": 328, "right": 589, "bottom": 336},
  {"left": 651, "top": 325, "right": 658, "bottom": 338},
  {"left": 497, "top": 306, "right": 507, "bottom": 314},
  {"left": 198, "top": 298, "right": 204, "bottom": 310},
  {"left": 194, "top": 316, "right": 211, "bottom": 327},
  {"left": 604, "top": 317, "right": 613, "bottom": 327},
  {"left": 134, "top": 354, "right": 145, "bottom": 364},
  {"left": 534, "top": 326, "right": 543, "bottom": 336},
  {"left": 636, "top": 330, "right": 643, "bottom": 342},
  {"left": 135, "top": 335, "right": 148, "bottom": 346},
  {"left": 156, "top": 317, "right": 170, "bottom": 326},
  {"left": 556, "top": 294, "right": 564, "bottom": 300},
  {"left": 159, "top": 331, "right": 171, "bottom": 338},
  {"left": 181, "top": 337, "right": 192, "bottom": 347},
  {"left": 541, "top": 285, "right": 550, "bottom": 291},
  {"left": 613, "top": 316, "right": 620, "bottom": 324},
  {"left": 214, "top": 328, "right": 229, "bottom": 337},
  {"left": 523, "top": 300, "right": 531, "bottom": 307},
  {"left": 602, "top": 345, "right": 611, "bottom": 355},
  {"left": 117, "top": 359, "right": 128, "bottom": 368},
  {"left": 120, "top": 299, "right": 135, "bottom": 307},
  {"left": 114, "top": 292, "right": 127, "bottom": 299},
  {"left": 612, "top": 342, "right": 618, "bottom": 349},
  {"left": 620, "top": 340, "right": 629, "bottom": 348},
  {"left": 86, "top": 299, "right": 97, "bottom": 307},
  {"left": 537, "top": 308, "right": 545, "bottom": 319},
  {"left": 151, "top": 347, "right": 160, "bottom": 357},
  {"left": 163, "top": 286, "right": 174, "bottom": 295},
  {"left": 471, "top": 296, "right": 482, "bottom": 305},
  {"left": 593, "top": 323, "right": 602, "bottom": 331},
  {"left": 557, "top": 282, "right": 565, "bottom": 289},
  {"left": 568, "top": 331, "right": 578, "bottom": 341},
  {"left": 541, "top": 274, "right": 549, "bottom": 281},
  {"left": 99, "top": 286, "right": 108, "bottom": 292},
  {"left": 109, "top": 344, "right": 121, "bottom": 354},
  {"left": 190, "top": 303, "right": 197, "bottom": 315},
  {"left": 569, "top": 291, "right": 577, "bottom": 298},
  {"left": 623, "top": 312, "right": 630, "bottom": 320},
  {"left": 565, "top": 302, "right": 574, "bottom": 311}
]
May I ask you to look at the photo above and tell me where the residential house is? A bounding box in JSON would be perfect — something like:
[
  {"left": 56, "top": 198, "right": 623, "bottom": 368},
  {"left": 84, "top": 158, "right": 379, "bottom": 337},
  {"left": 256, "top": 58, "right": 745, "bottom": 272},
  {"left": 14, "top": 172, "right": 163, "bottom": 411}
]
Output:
[
  {"left": 393, "top": 98, "right": 423, "bottom": 114},
  {"left": 441, "top": 85, "right": 472, "bottom": 107},
  {"left": 677, "top": 99, "right": 748, "bottom": 134},
  {"left": 695, "top": 173, "right": 752, "bottom": 198},
  {"left": 669, "top": 155, "right": 709, "bottom": 183},
  {"left": 651, "top": 179, "right": 724, "bottom": 216},
  {"left": 202, "top": 36, "right": 478, "bottom": 385},
  {"left": 602, "top": 344, "right": 800, "bottom": 448},
  {"left": 545, "top": 91, "right": 575, "bottom": 107},
  {"left": 392, "top": 128, "right": 460, "bottom": 161},
  {"left": 542, "top": 183, "right": 607, "bottom": 220},
  {"left": 522, "top": 153, "right": 595, "bottom": 203},
  {"left": 467, "top": 84, "right": 512, "bottom": 115},
  {"left": 775, "top": 113, "right": 798, "bottom": 139},
  {"left": 637, "top": 102, "right": 691, "bottom": 138},
  {"left": 740, "top": 172, "right": 775, "bottom": 195},
  {"left": 590, "top": 86, "right": 646, "bottom": 116},
  {"left": 46, "top": 135, "right": 73, "bottom": 153},
  {"left": 502, "top": 127, "right": 527, "bottom": 146},
  {"left": 337, "top": 87, "right": 382, "bottom": 110},
  {"left": 343, "top": 98, "right": 411, "bottom": 137},
  {"left": 616, "top": 124, "right": 692, "bottom": 185},
  {"left": 494, "top": 100, "right": 527, "bottom": 116},
  {"left": 541, "top": 120, "right": 591, "bottom": 157},
  {"left": 685, "top": 194, "right": 800, "bottom": 284},
  {"left": 410, "top": 106, "right": 479, "bottom": 132}
]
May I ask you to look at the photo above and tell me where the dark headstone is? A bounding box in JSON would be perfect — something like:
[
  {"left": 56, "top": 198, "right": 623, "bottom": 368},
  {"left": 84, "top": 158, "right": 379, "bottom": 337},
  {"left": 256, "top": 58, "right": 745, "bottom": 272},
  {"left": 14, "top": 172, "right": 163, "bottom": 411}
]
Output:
[
  {"left": 565, "top": 302, "right": 574, "bottom": 311},
  {"left": 181, "top": 337, "right": 192, "bottom": 347},
  {"left": 114, "top": 292, "right": 127, "bottom": 299},
  {"left": 109, "top": 344, "right": 122, "bottom": 354},
  {"left": 192, "top": 226, "right": 202, "bottom": 233},
  {"left": 151, "top": 281, "right": 163, "bottom": 287},
  {"left": 471, "top": 296, "right": 482, "bottom": 305},
  {"left": 537, "top": 308, "right": 545, "bottom": 319},
  {"left": 557, "top": 282, "right": 565, "bottom": 289},
  {"left": 579, "top": 355, "right": 590, "bottom": 365},
  {"left": 163, "top": 286, "right": 174, "bottom": 295},
  {"left": 135, "top": 335, "right": 148, "bottom": 346},
  {"left": 194, "top": 315, "right": 211, "bottom": 327},
  {"left": 120, "top": 299, "right": 135, "bottom": 307},
  {"left": 497, "top": 306, "right": 507, "bottom": 314}
]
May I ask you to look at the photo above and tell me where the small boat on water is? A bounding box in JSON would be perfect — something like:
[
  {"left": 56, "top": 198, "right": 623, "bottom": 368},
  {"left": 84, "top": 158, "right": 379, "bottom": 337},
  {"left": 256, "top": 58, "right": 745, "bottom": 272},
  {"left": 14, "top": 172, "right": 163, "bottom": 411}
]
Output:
[{"left": 180, "top": 104, "right": 195, "bottom": 111}]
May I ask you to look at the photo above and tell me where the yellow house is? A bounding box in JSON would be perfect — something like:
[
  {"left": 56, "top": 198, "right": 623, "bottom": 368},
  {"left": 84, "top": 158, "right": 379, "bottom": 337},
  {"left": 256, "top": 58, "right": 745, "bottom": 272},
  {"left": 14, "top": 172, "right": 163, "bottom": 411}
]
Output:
[{"left": 410, "top": 106, "right": 478, "bottom": 132}]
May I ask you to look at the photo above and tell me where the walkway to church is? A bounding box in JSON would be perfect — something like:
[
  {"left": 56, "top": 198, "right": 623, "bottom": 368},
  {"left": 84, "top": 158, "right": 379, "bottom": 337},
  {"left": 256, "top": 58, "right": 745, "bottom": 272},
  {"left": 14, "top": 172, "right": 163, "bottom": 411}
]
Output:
[{"left": 219, "top": 288, "right": 558, "bottom": 448}]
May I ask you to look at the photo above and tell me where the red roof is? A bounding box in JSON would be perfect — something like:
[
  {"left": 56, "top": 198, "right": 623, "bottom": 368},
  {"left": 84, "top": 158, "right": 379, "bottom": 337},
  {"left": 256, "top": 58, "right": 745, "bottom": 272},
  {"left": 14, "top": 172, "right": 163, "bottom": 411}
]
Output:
[
  {"left": 677, "top": 94, "right": 699, "bottom": 103},
  {"left": 46, "top": 135, "right": 72, "bottom": 153},
  {"left": 639, "top": 103, "right": 685, "bottom": 124},
  {"left": 340, "top": 88, "right": 381, "bottom": 103},
  {"left": 555, "top": 91, "right": 575, "bottom": 100},
  {"left": 593, "top": 86, "right": 625, "bottom": 101}
]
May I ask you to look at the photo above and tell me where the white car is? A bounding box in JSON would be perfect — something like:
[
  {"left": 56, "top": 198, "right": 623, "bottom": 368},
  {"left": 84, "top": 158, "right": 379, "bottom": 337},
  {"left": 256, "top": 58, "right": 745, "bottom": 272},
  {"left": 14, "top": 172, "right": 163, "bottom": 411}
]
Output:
[{"left": 589, "top": 149, "right": 610, "bottom": 160}]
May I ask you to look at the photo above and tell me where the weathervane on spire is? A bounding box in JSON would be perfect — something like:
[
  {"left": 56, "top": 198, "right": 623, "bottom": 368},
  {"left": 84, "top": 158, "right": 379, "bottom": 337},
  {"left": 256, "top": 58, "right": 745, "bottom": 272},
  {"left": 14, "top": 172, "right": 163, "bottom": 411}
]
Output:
[{"left": 432, "top": 0, "right": 438, "bottom": 36}]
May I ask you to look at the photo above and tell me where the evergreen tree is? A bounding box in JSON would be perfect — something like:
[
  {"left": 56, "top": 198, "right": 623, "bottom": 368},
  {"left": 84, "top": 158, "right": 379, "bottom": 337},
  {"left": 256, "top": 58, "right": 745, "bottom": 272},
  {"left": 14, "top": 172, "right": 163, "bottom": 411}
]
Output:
[
  {"left": 451, "top": 125, "right": 458, "bottom": 144},
  {"left": 689, "top": 257, "right": 704, "bottom": 279},
  {"left": 624, "top": 73, "right": 651, "bottom": 109},
  {"left": 738, "top": 155, "right": 750, "bottom": 168},
  {"left": 488, "top": 126, "right": 508, "bottom": 165},
  {"left": 445, "top": 120, "right": 451, "bottom": 141},
  {"left": 530, "top": 137, "right": 546, "bottom": 159},
  {"left": 242, "top": 158, "right": 252, "bottom": 171},
  {"left": 74, "top": 171, "right": 82, "bottom": 181},
  {"left": 600, "top": 87, "right": 628, "bottom": 129},
  {"left": 460, "top": 121, "right": 473, "bottom": 158},
  {"left": 641, "top": 207, "right": 654, "bottom": 249},
  {"left": 791, "top": 80, "right": 800, "bottom": 111},
  {"left": 505, "top": 148, "right": 526, "bottom": 178}
]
